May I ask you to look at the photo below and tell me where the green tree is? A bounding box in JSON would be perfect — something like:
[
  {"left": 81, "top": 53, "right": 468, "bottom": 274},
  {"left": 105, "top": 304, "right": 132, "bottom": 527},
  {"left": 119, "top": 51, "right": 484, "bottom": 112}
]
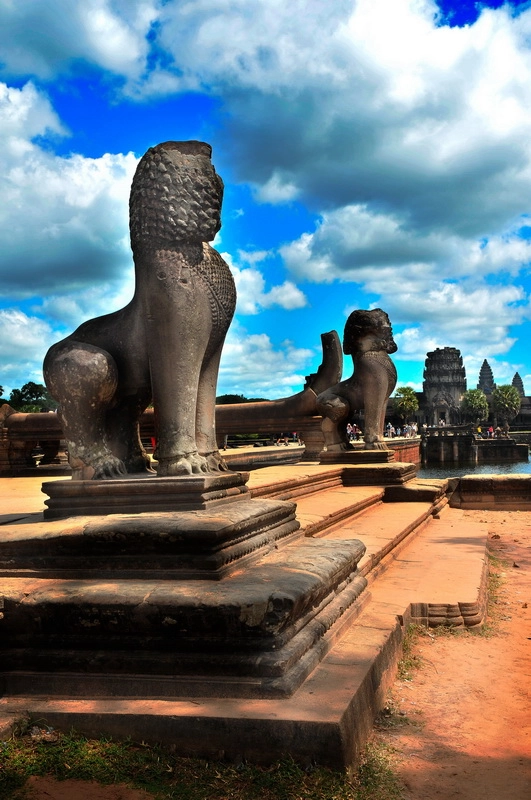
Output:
[
  {"left": 492, "top": 384, "right": 521, "bottom": 427},
  {"left": 393, "top": 386, "right": 419, "bottom": 420},
  {"left": 8, "top": 382, "right": 56, "bottom": 412},
  {"left": 460, "top": 389, "right": 489, "bottom": 422},
  {"left": 216, "top": 394, "right": 269, "bottom": 404}
]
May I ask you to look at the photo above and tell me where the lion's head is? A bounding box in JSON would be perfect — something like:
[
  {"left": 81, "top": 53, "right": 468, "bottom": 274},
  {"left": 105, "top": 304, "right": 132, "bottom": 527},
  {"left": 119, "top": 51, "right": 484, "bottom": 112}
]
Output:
[
  {"left": 343, "top": 308, "right": 397, "bottom": 356},
  {"left": 129, "top": 140, "right": 224, "bottom": 249}
]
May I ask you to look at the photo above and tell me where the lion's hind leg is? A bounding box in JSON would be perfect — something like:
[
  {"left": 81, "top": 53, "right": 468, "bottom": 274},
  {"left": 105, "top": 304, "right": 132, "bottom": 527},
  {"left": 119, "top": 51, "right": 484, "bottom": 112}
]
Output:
[
  {"left": 105, "top": 392, "right": 154, "bottom": 475},
  {"left": 44, "top": 341, "right": 127, "bottom": 480},
  {"left": 195, "top": 342, "right": 230, "bottom": 473}
]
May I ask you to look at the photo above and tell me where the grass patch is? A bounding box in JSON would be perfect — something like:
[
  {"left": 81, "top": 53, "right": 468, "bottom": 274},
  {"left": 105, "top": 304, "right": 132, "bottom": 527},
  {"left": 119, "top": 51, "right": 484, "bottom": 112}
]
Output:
[
  {"left": 396, "top": 624, "right": 424, "bottom": 680},
  {"left": 375, "top": 697, "right": 417, "bottom": 732},
  {"left": 476, "top": 550, "right": 508, "bottom": 636},
  {"left": 0, "top": 723, "right": 406, "bottom": 800}
]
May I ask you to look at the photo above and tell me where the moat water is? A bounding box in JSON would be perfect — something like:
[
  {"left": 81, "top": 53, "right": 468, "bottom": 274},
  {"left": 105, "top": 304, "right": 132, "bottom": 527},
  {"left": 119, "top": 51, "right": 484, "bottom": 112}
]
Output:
[{"left": 417, "top": 461, "right": 531, "bottom": 479}]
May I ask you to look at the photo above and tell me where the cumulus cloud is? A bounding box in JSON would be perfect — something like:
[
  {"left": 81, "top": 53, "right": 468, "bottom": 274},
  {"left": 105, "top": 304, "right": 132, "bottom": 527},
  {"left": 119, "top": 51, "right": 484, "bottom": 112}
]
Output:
[
  {"left": 0, "top": 309, "right": 59, "bottom": 393},
  {"left": 387, "top": 279, "right": 527, "bottom": 398},
  {"left": 0, "top": 0, "right": 158, "bottom": 81},
  {"left": 0, "top": 81, "right": 137, "bottom": 298},
  {"left": 149, "top": 0, "right": 531, "bottom": 237},
  {"left": 218, "top": 321, "right": 315, "bottom": 398},
  {"left": 221, "top": 251, "right": 308, "bottom": 314}
]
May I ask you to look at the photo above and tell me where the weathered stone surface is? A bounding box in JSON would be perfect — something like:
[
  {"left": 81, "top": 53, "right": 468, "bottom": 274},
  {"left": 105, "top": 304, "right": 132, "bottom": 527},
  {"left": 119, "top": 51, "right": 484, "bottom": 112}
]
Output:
[
  {"left": 316, "top": 309, "right": 397, "bottom": 453},
  {"left": 41, "top": 471, "right": 250, "bottom": 520},
  {"left": 320, "top": 449, "right": 395, "bottom": 464},
  {"left": 0, "top": 498, "right": 300, "bottom": 579},
  {"left": 341, "top": 462, "right": 417, "bottom": 485},
  {"left": 451, "top": 474, "right": 531, "bottom": 509},
  {"left": 423, "top": 346, "right": 466, "bottom": 426},
  {"left": 1, "top": 537, "right": 367, "bottom": 697}
]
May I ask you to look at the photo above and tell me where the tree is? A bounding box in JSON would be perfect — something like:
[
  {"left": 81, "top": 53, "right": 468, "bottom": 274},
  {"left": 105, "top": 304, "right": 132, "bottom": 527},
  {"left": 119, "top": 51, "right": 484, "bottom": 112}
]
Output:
[
  {"left": 393, "top": 386, "right": 419, "bottom": 420},
  {"left": 8, "top": 382, "right": 56, "bottom": 412},
  {"left": 215, "top": 394, "right": 269, "bottom": 404},
  {"left": 460, "top": 389, "right": 488, "bottom": 422},
  {"left": 492, "top": 385, "right": 521, "bottom": 427}
]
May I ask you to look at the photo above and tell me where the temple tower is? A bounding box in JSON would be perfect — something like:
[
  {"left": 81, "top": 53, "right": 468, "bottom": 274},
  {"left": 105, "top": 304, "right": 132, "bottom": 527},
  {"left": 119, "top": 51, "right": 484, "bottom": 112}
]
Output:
[
  {"left": 512, "top": 372, "right": 525, "bottom": 398},
  {"left": 422, "top": 347, "right": 467, "bottom": 426},
  {"left": 477, "top": 359, "right": 496, "bottom": 395}
]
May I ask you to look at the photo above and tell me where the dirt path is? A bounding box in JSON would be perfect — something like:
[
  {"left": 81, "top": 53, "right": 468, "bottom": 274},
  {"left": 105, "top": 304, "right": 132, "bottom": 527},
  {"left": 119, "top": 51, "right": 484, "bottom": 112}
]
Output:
[
  {"left": 18, "top": 510, "right": 531, "bottom": 800},
  {"left": 377, "top": 509, "right": 531, "bottom": 799}
]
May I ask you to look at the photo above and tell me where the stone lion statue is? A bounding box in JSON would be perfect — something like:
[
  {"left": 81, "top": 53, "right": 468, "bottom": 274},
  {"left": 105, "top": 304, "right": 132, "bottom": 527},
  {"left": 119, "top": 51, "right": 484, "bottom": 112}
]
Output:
[
  {"left": 44, "top": 141, "right": 235, "bottom": 480},
  {"left": 316, "top": 308, "right": 397, "bottom": 451}
]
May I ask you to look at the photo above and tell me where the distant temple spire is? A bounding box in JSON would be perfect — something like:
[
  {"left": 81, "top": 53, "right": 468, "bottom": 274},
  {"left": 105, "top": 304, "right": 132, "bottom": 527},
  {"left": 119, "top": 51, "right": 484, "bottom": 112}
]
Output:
[
  {"left": 477, "top": 359, "right": 496, "bottom": 395},
  {"left": 423, "top": 347, "right": 466, "bottom": 426},
  {"left": 512, "top": 372, "right": 525, "bottom": 398}
]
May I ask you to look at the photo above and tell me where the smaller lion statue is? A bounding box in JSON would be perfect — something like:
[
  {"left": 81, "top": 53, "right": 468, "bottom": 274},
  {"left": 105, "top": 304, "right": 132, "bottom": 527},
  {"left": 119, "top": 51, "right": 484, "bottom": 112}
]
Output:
[{"left": 316, "top": 309, "right": 397, "bottom": 451}]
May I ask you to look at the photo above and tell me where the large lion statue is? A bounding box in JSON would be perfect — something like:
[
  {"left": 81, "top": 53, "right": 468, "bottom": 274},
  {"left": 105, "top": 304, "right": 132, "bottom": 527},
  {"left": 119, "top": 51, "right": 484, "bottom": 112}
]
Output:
[
  {"left": 44, "top": 141, "right": 235, "bottom": 480},
  {"left": 316, "top": 308, "right": 397, "bottom": 451}
]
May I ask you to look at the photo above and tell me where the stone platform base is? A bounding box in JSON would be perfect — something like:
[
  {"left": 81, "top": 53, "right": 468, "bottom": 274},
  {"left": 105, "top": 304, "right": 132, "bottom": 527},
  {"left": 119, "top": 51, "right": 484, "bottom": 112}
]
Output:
[
  {"left": 320, "top": 448, "right": 395, "bottom": 464},
  {"left": 0, "top": 608, "right": 403, "bottom": 769},
  {"left": 1, "top": 485, "right": 368, "bottom": 699},
  {"left": 342, "top": 462, "right": 417, "bottom": 485},
  {"left": 450, "top": 474, "right": 531, "bottom": 509},
  {"left": 42, "top": 472, "right": 250, "bottom": 520}
]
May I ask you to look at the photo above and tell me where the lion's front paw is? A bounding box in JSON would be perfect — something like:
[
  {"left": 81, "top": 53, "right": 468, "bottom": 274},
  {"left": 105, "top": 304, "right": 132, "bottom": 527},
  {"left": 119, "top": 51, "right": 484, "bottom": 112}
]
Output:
[
  {"left": 364, "top": 438, "right": 389, "bottom": 451},
  {"left": 92, "top": 454, "right": 127, "bottom": 479},
  {"left": 157, "top": 452, "right": 209, "bottom": 476},
  {"left": 204, "top": 450, "right": 230, "bottom": 472},
  {"left": 124, "top": 453, "right": 156, "bottom": 474}
]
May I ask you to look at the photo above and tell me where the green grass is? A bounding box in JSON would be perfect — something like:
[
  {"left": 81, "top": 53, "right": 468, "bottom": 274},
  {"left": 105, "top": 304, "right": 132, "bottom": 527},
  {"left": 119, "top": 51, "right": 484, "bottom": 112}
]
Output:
[
  {"left": 396, "top": 623, "right": 424, "bottom": 680},
  {"left": 0, "top": 723, "right": 406, "bottom": 800}
]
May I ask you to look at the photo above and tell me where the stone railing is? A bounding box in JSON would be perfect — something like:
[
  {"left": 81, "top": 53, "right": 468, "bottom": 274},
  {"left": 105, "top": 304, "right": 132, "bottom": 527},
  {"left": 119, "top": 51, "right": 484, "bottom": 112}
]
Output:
[
  {"left": 0, "top": 404, "right": 326, "bottom": 476},
  {"left": 421, "top": 424, "right": 475, "bottom": 438}
]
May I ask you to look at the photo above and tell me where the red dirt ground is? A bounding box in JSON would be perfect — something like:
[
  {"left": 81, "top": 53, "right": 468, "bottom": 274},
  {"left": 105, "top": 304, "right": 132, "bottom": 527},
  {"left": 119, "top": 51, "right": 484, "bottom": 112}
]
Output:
[
  {"left": 18, "top": 509, "right": 531, "bottom": 800},
  {"left": 377, "top": 509, "right": 531, "bottom": 800}
]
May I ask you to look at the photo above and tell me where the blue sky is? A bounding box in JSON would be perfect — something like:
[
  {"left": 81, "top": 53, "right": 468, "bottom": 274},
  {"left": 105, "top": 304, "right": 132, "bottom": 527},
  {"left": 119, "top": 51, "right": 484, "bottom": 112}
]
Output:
[{"left": 2, "top": 0, "right": 531, "bottom": 400}]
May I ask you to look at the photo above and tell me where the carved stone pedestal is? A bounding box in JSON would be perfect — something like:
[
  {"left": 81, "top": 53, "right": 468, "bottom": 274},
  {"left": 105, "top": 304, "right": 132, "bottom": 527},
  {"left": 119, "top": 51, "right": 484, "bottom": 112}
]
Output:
[
  {"left": 42, "top": 472, "right": 250, "bottom": 520},
  {"left": 1, "top": 478, "right": 368, "bottom": 700}
]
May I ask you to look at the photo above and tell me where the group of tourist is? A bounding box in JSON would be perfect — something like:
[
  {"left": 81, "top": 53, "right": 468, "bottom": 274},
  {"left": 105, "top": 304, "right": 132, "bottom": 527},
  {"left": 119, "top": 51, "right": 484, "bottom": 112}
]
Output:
[
  {"left": 476, "top": 424, "right": 509, "bottom": 439},
  {"left": 385, "top": 422, "right": 418, "bottom": 438},
  {"left": 346, "top": 422, "right": 362, "bottom": 441}
]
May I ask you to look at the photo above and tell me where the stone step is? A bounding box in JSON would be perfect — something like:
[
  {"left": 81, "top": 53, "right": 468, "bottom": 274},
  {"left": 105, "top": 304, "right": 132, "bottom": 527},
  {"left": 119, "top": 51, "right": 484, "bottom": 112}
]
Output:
[
  {"left": 0, "top": 507, "right": 489, "bottom": 768},
  {"left": 248, "top": 463, "right": 345, "bottom": 500},
  {"left": 316, "top": 499, "right": 437, "bottom": 580},
  {"left": 363, "top": 506, "right": 489, "bottom": 628},
  {"left": 0, "top": 530, "right": 368, "bottom": 699},
  {"left": 0, "top": 472, "right": 491, "bottom": 769},
  {"left": 292, "top": 485, "right": 385, "bottom": 538}
]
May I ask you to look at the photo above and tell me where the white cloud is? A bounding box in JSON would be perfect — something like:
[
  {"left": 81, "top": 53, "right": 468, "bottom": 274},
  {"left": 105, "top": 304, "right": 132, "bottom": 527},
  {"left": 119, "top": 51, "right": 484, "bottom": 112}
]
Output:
[
  {"left": 388, "top": 281, "right": 527, "bottom": 390},
  {"left": 222, "top": 252, "right": 307, "bottom": 314},
  {"left": 256, "top": 172, "right": 300, "bottom": 204},
  {"left": 0, "top": 0, "right": 158, "bottom": 80},
  {"left": 147, "top": 0, "right": 531, "bottom": 240},
  {"left": 0, "top": 81, "right": 138, "bottom": 298},
  {"left": 0, "top": 309, "right": 59, "bottom": 393},
  {"left": 218, "top": 321, "right": 315, "bottom": 398}
]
